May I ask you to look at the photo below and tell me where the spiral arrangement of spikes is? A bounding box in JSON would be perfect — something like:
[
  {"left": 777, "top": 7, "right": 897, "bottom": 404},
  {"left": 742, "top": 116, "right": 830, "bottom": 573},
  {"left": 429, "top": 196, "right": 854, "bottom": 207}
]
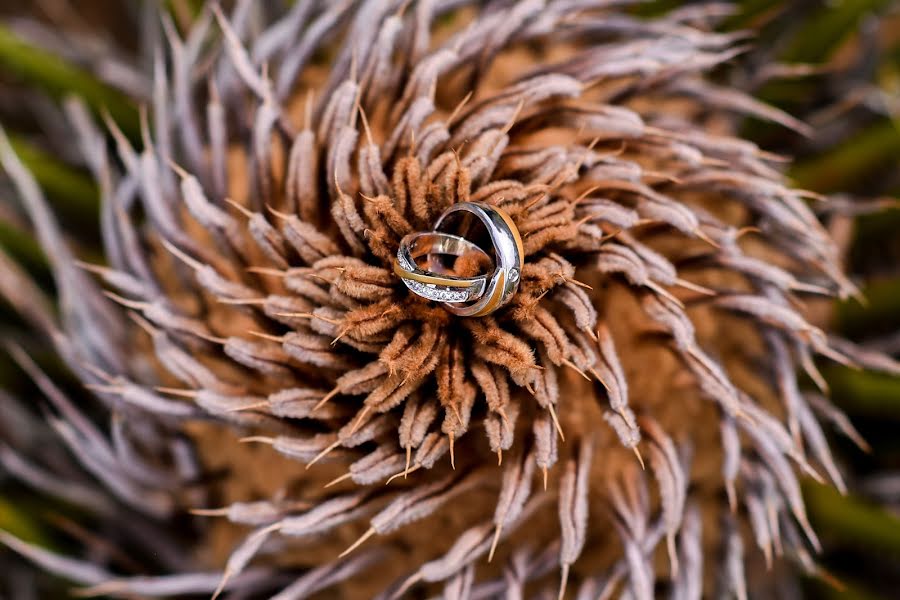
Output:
[{"left": 1, "top": 2, "right": 895, "bottom": 598}]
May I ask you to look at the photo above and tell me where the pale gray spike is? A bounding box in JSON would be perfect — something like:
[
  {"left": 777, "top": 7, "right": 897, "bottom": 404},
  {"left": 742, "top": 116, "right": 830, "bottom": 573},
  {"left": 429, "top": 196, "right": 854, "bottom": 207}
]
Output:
[
  {"left": 49, "top": 417, "right": 174, "bottom": 518},
  {"left": 670, "top": 505, "right": 702, "bottom": 600},
  {"left": 251, "top": 0, "right": 315, "bottom": 64},
  {"left": 152, "top": 46, "right": 175, "bottom": 197},
  {"left": 270, "top": 550, "right": 384, "bottom": 600},
  {"left": 77, "top": 568, "right": 276, "bottom": 598},
  {"left": 0, "top": 127, "right": 126, "bottom": 371},
  {"left": 0, "top": 530, "right": 110, "bottom": 586},
  {"left": 0, "top": 443, "right": 114, "bottom": 514},
  {"left": 206, "top": 80, "right": 229, "bottom": 200},
  {"left": 278, "top": 491, "right": 375, "bottom": 538},
  {"left": 717, "top": 514, "right": 747, "bottom": 600},
  {"left": 160, "top": 12, "right": 207, "bottom": 174},
  {"left": 275, "top": 1, "right": 352, "bottom": 101}
]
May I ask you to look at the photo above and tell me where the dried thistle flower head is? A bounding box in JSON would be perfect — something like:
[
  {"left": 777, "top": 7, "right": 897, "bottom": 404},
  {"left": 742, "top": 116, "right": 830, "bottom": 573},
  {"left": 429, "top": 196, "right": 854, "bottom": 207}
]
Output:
[{"left": 0, "top": 2, "right": 890, "bottom": 598}]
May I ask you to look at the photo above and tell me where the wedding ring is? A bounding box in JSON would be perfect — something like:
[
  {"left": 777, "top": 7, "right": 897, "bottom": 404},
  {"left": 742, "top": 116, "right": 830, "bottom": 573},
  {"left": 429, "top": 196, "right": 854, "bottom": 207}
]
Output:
[
  {"left": 433, "top": 202, "right": 523, "bottom": 317},
  {"left": 394, "top": 231, "right": 492, "bottom": 303},
  {"left": 394, "top": 202, "right": 523, "bottom": 317}
]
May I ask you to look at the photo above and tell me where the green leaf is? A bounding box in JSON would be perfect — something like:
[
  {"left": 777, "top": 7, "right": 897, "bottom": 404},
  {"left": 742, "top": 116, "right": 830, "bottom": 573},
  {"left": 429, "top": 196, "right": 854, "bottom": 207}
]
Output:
[
  {"left": 0, "top": 24, "right": 138, "bottom": 138},
  {"left": 834, "top": 277, "right": 900, "bottom": 337},
  {"left": 824, "top": 365, "right": 900, "bottom": 418},
  {"left": 0, "top": 495, "right": 48, "bottom": 546},
  {"left": 0, "top": 220, "right": 50, "bottom": 279},
  {"left": 790, "top": 120, "right": 900, "bottom": 193},
  {"left": 721, "top": 0, "right": 783, "bottom": 30},
  {"left": 805, "top": 482, "right": 900, "bottom": 555},
  {"left": 780, "top": 0, "right": 895, "bottom": 64},
  {"left": 6, "top": 135, "right": 98, "bottom": 215}
]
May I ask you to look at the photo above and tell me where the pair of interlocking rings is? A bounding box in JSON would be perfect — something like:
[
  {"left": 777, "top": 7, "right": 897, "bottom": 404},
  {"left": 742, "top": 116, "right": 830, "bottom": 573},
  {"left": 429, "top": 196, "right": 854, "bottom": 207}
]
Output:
[{"left": 393, "top": 202, "right": 523, "bottom": 317}]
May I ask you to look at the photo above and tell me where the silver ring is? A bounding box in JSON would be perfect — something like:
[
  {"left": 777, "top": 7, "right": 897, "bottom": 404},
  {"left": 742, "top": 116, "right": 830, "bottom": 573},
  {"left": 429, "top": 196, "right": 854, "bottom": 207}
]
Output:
[
  {"left": 433, "top": 202, "right": 523, "bottom": 317},
  {"left": 394, "top": 231, "right": 492, "bottom": 303}
]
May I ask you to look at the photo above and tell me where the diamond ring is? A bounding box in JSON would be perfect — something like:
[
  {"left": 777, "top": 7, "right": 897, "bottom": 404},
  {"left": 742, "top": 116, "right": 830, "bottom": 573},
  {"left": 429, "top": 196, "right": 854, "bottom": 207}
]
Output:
[
  {"left": 393, "top": 231, "right": 492, "bottom": 304},
  {"left": 395, "top": 202, "right": 523, "bottom": 317}
]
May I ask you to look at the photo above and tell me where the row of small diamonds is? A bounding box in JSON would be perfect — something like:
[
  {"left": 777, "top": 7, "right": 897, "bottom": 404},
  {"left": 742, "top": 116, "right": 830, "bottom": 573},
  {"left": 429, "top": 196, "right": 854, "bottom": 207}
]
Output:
[{"left": 402, "top": 279, "right": 470, "bottom": 303}]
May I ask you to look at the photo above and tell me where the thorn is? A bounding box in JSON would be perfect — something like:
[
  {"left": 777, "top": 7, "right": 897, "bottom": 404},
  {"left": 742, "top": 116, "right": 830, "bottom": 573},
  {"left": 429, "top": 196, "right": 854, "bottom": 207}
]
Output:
[
  {"left": 324, "top": 472, "right": 353, "bottom": 489},
  {"left": 572, "top": 184, "right": 604, "bottom": 206},
  {"left": 165, "top": 157, "right": 190, "bottom": 179},
  {"left": 389, "top": 572, "right": 423, "bottom": 600},
  {"left": 189, "top": 507, "right": 230, "bottom": 517},
  {"left": 543, "top": 467, "right": 549, "bottom": 491},
  {"left": 632, "top": 446, "right": 645, "bottom": 470},
  {"left": 488, "top": 525, "right": 503, "bottom": 562},
  {"left": 266, "top": 203, "right": 292, "bottom": 220},
  {"left": 192, "top": 330, "right": 228, "bottom": 345},
  {"left": 574, "top": 136, "right": 601, "bottom": 174},
  {"left": 564, "top": 276, "right": 593, "bottom": 290},
  {"left": 226, "top": 400, "right": 269, "bottom": 413},
  {"left": 501, "top": 99, "right": 525, "bottom": 135},
  {"left": 332, "top": 326, "right": 350, "bottom": 346},
  {"left": 79, "top": 362, "right": 114, "bottom": 383},
  {"left": 313, "top": 386, "right": 340, "bottom": 412},
  {"left": 524, "top": 190, "right": 550, "bottom": 212},
  {"left": 272, "top": 312, "right": 341, "bottom": 325},
  {"left": 211, "top": 568, "right": 230, "bottom": 600},
  {"left": 815, "top": 566, "right": 847, "bottom": 593},
  {"left": 497, "top": 449, "right": 503, "bottom": 466},
  {"left": 446, "top": 90, "right": 473, "bottom": 126},
  {"left": 155, "top": 386, "right": 198, "bottom": 398},
  {"left": 306, "top": 439, "right": 342, "bottom": 469},
  {"left": 73, "top": 260, "right": 112, "bottom": 276},
  {"left": 694, "top": 227, "right": 720, "bottom": 249},
  {"left": 348, "top": 406, "right": 371, "bottom": 436},
  {"left": 247, "top": 266, "right": 287, "bottom": 277},
  {"left": 387, "top": 464, "right": 420, "bottom": 485},
  {"left": 667, "top": 533, "right": 679, "bottom": 578},
  {"left": 239, "top": 436, "right": 275, "bottom": 445},
  {"left": 218, "top": 297, "right": 266, "bottom": 306},
  {"left": 339, "top": 527, "right": 375, "bottom": 558},
  {"left": 449, "top": 434, "right": 456, "bottom": 469},
  {"left": 558, "top": 563, "right": 570, "bottom": 600},
  {"left": 547, "top": 404, "right": 565, "bottom": 442},
  {"left": 224, "top": 197, "right": 255, "bottom": 218},
  {"left": 102, "top": 290, "right": 147, "bottom": 311},
  {"left": 588, "top": 367, "right": 609, "bottom": 392},
  {"left": 247, "top": 330, "right": 284, "bottom": 343},
  {"left": 645, "top": 280, "right": 684, "bottom": 308},
  {"left": 358, "top": 104, "right": 376, "bottom": 148},
  {"left": 128, "top": 312, "right": 160, "bottom": 337},
  {"left": 562, "top": 358, "right": 590, "bottom": 381},
  {"left": 675, "top": 278, "right": 716, "bottom": 296},
  {"left": 160, "top": 238, "right": 204, "bottom": 272},
  {"left": 404, "top": 445, "right": 412, "bottom": 478}
]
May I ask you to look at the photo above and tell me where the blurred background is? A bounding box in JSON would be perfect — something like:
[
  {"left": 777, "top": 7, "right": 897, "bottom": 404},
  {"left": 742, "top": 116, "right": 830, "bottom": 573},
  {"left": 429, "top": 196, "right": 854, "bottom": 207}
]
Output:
[{"left": 0, "top": 1, "right": 899, "bottom": 598}]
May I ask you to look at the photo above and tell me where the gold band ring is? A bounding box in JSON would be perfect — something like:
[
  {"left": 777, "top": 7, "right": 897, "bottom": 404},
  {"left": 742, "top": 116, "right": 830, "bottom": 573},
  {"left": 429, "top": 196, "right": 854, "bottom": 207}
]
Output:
[
  {"left": 394, "top": 231, "right": 492, "bottom": 303},
  {"left": 395, "top": 202, "right": 523, "bottom": 317}
]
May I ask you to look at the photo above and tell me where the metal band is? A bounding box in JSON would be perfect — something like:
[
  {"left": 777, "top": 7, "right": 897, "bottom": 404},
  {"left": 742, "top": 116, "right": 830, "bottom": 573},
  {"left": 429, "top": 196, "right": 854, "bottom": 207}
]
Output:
[
  {"left": 394, "top": 231, "right": 491, "bottom": 303},
  {"left": 433, "top": 202, "right": 523, "bottom": 317}
]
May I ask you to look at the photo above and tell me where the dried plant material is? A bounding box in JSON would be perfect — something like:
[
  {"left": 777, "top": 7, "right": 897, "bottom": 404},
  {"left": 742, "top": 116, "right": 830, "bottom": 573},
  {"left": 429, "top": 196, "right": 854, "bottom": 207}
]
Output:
[
  {"left": 558, "top": 439, "right": 592, "bottom": 600},
  {"left": 0, "top": 1, "right": 882, "bottom": 597}
]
